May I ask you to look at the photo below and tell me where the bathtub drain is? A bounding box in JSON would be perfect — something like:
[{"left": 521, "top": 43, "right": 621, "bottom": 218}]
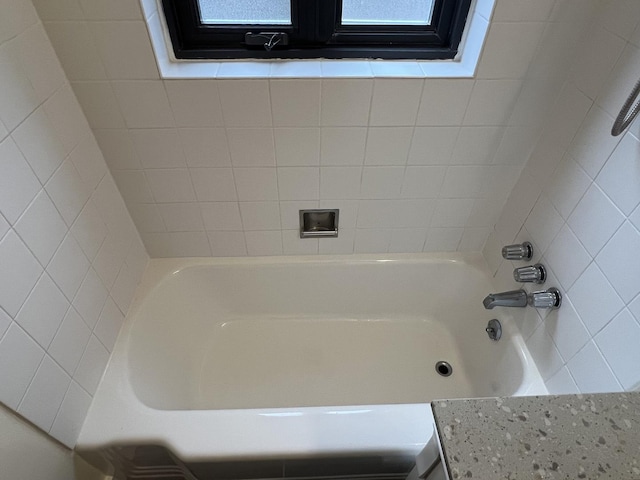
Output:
[{"left": 435, "top": 361, "right": 453, "bottom": 377}]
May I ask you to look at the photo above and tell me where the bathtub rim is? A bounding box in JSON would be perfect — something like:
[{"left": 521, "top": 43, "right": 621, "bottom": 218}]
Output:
[{"left": 77, "top": 252, "right": 547, "bottom": 461}]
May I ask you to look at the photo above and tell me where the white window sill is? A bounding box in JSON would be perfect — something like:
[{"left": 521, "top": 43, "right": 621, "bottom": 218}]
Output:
[{"left": 141, "top": 0, "right": 494, "bottom": 79}]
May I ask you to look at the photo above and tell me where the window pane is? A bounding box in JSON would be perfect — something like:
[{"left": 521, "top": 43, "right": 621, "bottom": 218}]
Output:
[
  {"left": 198, "top": 0, "right": 291, "bottom": 25},
  {"left": 342, "top": 0, "right": 435, "bottom": 26}
]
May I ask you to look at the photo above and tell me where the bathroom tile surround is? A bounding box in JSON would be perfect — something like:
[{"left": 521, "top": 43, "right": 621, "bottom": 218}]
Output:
[
  {"left": 484, "top": 1, "right": 640, "bottom": 397},
  {"left": 0, "top": 0, "right": 148, "bottom": 447}
]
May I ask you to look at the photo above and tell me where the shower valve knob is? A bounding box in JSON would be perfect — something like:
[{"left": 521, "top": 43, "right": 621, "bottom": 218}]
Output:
[
  {"left": 528, "top": 288, "right": 562, "bottom": 309},
  {"left": 502, "top": 242, "right": 533, "bottom": 260},
  {"left": 513, "top": 264, "right": 546, "bottom": 284}
]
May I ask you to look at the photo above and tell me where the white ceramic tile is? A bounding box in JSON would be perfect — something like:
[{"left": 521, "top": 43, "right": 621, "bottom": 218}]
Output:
[
  {"left": 360, "top": 167, "right": 404, "bottom": 199},
  {"left": 567, "top": 341, "right": 622, "bottom": 394},
  {"left": 463, "top": 80, "right": 522, "bottom": 126},
  {"left": 423, "top": 228, "right": 463, "bottom": 252},
  {"left": 128, "top": 203, "right": 165, "bottom": 233},
  {"left": 321, "top": 80, "right": 373, "bottom": 126},
  {"left": 12, "top": 108, "right": 63, "bottom": 184},
  {"left": 142, "top": 232, "right": 211, "bottom": 257},
  {"left": 78, "top": 0, "right": 142, "bottom": 19},
  {"left": 47, "top": 308, "right": 91, "bottom": 375},
  {"left": 282, "top": 230, "right": 318, "bottom": 255},
  {"left": 543, "top": 296, "right": 590, "bottom": 363},
  {"left": 356, "top": 200, "right": 396, "bottom": 229},
  {"left": 523, "top": 196, "right": 564, "bottom": 254},
  {"left": 596, "top": 133, "right": 640, "bottom": 216},
  {"left": 218, "top": 80, "right": 272, "bottom": 127},
  {"left": 369, "top": 79, "right": 422, "bottom": 126},
  {"left": 0, "top": 308, "right": 10, "bottom": 339},
  {"left": 45, "top": 159, "right": 91, "bottom": 227},
  {"left": 71, "top": 201, "right": 108, "bottom": 262},
  {"left": 430, "top": 199, "right": 475, "bottom": 227},
  {"left": 544, "top": 224, "right": 592, "bottom": 291},
  {"left": 567, "top": 185, "right": 625, "bottom": 257},
  {"left": 458, "top": 227, "right": 491, "bottom": 252},
  {"left": 389, "top": 229, "right": 427, "bottom": 253},
  {"left": 320, "top": 167, "right": 362, "bottom": 200},
  {"left": 525, "top": 322, "right": 564, "bottom": 381},
  {"left": 157, "top": 203, "right": 204, "bottom": 232},
  {"left": 568, "top": 263, "right": 625, "bottom": 335},
  {"left": 72, "top": 269, "right": 108, "bottom": 329},
  {"left": 201, "top": 202, "right": 242, "bottom": 231},
  {"left": 595, "top": 309, "right": 640, "bottom": 390},
  {"left": 319, "top": 228, "right": 355, "bottom": 254},
  {"left": 14, "top": 191, "right": 66, "bottom": 267},
  {"left": 165, "top": 80, "right": 224, "bottom": 127},
  {"left": 71, "top": 81, "right": 126, "bottom": 129},
  {"left": 244, "top": 231, "right": 283, "bottom": 256},
  {"left": 18, "top": 355, "right": 70, "bottom": 432},
  {"left": 0, "top": 59, "right": 39, "bottom": 131},
  {"left": 450, "top": 126, "right": 503, "bottom": 165},
  {"left": 0, "top": 119, "right": 7, "bottom": 142},
  {"left": 597, "top": 44, "right": 640, "bottom": 120},
  {"left": 94, "top": 298, "right": 124, "bottom": 352},
  {"left": 277, "top": 167, "right": 320, "bottom": 201},
  {"left": 364, "top": 127, "right": 413, "bottom": 166},
  {"left": 0, "top": 231, "right": 43, "bottom": 317},
  {"left": 111, "top": 80, "right": 175, "bottom": 128},
  {"left": 354, "top": 229, "right": 391, "bottom": 253},
  {"left": 179, "top": 128, "right": 231, "bottom": 167},
  {"left": 93, "top": 129, "right": 141, "bottom": 170},
  {"left": 69, "top": 136, "right": 107, "bottom": 193},
  {"left": 545, "top": 367, "right": 580, "bottom": 395},
  {"left": 92, "top": 231, "right": 132, "bottom": 289},
  {"left": 232, "top": 168, "right": 277, "bottom": 201},
  {"left": 0, "top": 137, "right": 41, "bottom": 224},
  {"left": 439, "top": 166, "right": 487, "bottom": 199},
  {"left": 270, "top": 80, "right": 320, "bottom": 127},
  {"left": 227, "top": 128, "right": 275, "bottom": 167},
  {"left": 239, "top": 202, "right": 281, "bottom": 231},
  {"left": 92, "top": 175, "right": 135, "bottom": 234},
  {"left": 0, "top": 323, "right": 44, "bottom": 410},
  {"left": 406, "top": 127, "right": 456, "bottom": 166},
  {"left": 207, "top": 231, "right": 247, "bottom": 257},
  {"left": 47, "top": 233, "right": 90, "bottom": 302},
  {"left": 15, "top": 273, "right": 68, "bottom": 349},
  {"left": 466, "top": 197, "right": 503, "bottom": 229},
  {"left": 50, "top": 381, "right": 92, "bottom": 448},
  {"left": 0, "top": 0, "right": 37, "bottom": 42},
  {"left": 393, "top": 199, "right": 436, "bottom": 228},
  {"left": 216, "top": 62, "right": 269, "bottom": 78},
  {"left": 596, "top": 222, "right": 640, "bottom": 303},
  {"left": 320, "top": 127, "right": 367, "bottom": 166},
  {"left": 544, "top": 155, "right": 591, "bottom": 219},
  {"left": 629, "top": 293, "right": 640, "bottom": 323},
  {"left": 274, "top": 128, "right": 320, "bottom": 167},
  {"left": 417, "top": 80, "right": 473, "bottom": 126},
  {"left": 73, "top": 335, "right": 109, "bottom": 395},
  {"left": 477, "top": 22, "right": 545, "bottom": 79},
  {"left": 130, "top": 129, "right": 186, "bottom": 168},
  {"left": 399, "top": 165, "right": 446, "bottom": 200},
  {"left": 44, "top": 21, "right": 106, "bottom": 81},
  {"left": 146, "top": 169, "right": 197, "bottom": 203},
  {"left": 191, "top": 168, "right": 237, "bottom": 202},
  {"left": 631, "top": 204, "right": 640, "bottom": 232},
  {"left": 602, "top": 1, "right": 640, "bottom": 44},
  {"left": 112, "top": 170, "right": 154, "bottom": 204}
]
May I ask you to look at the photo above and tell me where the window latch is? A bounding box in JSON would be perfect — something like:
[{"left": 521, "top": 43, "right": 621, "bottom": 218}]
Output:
[{"left": 244, "top": 32, "right": 289, "bottom": 51}]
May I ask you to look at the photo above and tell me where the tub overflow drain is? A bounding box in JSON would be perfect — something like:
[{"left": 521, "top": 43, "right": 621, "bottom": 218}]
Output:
[{"left": 435, "top": 361, "right": 453, "bottom": 377}]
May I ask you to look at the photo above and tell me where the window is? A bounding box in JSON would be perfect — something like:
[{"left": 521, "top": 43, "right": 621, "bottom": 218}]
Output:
[{"left": 161, "top": 0, "right": 472, "bottom": 60}]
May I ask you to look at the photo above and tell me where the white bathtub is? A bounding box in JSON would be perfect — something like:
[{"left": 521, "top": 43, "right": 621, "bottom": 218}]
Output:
[{"left": 78, "top": 253, "right": 545, "bottom": 468}]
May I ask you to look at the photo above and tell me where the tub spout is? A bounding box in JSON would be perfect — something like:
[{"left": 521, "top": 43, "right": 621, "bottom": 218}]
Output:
[{"left": 483, "top": 289, "right": 528, "bottom": 309}]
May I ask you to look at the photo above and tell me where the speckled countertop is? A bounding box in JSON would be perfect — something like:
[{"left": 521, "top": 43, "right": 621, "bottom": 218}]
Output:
[{"left": 431, "top": 393, "right": 640, "bottom": 479}]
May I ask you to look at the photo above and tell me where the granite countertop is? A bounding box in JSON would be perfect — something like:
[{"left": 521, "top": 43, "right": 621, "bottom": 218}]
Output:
[{"left": 431, "top": 393, "right": 640, "bottom": 479}]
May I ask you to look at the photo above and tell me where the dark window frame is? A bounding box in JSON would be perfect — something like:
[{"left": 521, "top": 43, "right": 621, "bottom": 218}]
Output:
[{"left": 161, "top": 0, "right": 472, "bottom": 60}]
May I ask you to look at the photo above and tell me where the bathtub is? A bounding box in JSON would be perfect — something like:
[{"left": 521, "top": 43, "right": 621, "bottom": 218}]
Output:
[{"left": 77, "top": 253, "right": 545, "bottom": 477}]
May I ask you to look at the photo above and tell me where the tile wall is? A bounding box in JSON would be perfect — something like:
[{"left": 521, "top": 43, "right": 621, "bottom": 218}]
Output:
[
  {"left": 33, "top": 0, "right": 565, "bottom": 258},
  {"left": 0, "top": 0, "right": 148, "bottom": 447},
  {"left": 484, "top": 0, "right": 640, "bottom": 395}
]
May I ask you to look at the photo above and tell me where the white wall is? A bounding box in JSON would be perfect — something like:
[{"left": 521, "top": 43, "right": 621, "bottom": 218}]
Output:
[
  {"left": 0, "top": 0, "right": 148, "bottom": 448},
  {"left": 484, "top": 0, "right": 640, "bottom": 394},
  {"left": 32, "top": 0, "right": 577, "bottom": 258}
]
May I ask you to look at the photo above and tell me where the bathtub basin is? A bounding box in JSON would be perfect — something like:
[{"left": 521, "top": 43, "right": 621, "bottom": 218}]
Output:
[{"left": 78, "top": 253, "right": 545, "bottom": 464}]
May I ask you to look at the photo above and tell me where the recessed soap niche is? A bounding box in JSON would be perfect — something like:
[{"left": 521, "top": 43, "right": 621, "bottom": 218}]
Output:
[{"left": 299, "top": 209, "right": 339, "bottom": 238}]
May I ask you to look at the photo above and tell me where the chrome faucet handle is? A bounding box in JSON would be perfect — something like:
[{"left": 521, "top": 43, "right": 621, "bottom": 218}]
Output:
[
  {"left": 514, "top": 264, "right": 546, "bottom": 284},
  {"left": 528, "top": 288, "right": 562, "bottom": 309},
  {"left": 502, "top": 242, "right": 533, "bottom": 261}
]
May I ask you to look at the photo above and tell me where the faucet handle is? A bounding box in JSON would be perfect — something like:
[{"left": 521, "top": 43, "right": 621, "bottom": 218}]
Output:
[
  {"left": 528, "top": 288, "right": 562, "bottom": 309},
  {"left": 502, "top": 242, "right": 533, "bottom": 261},
  {"left": 514, "top": 264, "right": 546, "bottom": 284}
]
